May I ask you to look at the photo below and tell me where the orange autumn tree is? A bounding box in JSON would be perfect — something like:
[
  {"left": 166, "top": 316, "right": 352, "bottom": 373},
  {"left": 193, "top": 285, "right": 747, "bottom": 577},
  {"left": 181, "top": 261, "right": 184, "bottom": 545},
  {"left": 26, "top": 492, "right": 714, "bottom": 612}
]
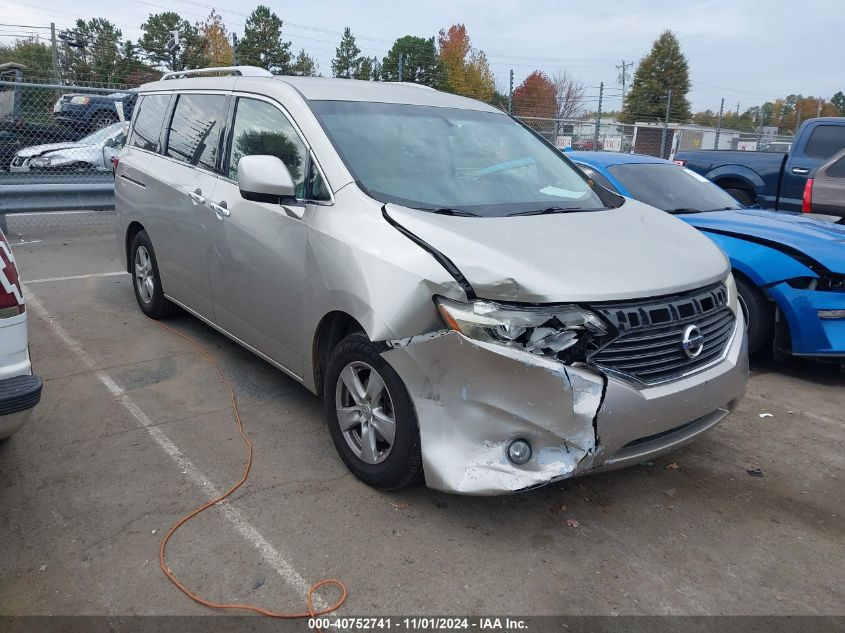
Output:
[
  {"left": 512, "top": 71, "right": 557, "bottom": 134},
  {"left": 437, "top": 24, "right": 495, "bottom": 102}
]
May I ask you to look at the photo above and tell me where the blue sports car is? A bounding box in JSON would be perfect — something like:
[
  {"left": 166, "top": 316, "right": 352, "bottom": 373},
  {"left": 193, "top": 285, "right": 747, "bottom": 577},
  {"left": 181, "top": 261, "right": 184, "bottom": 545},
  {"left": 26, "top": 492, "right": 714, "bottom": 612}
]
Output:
[{"left": 568, "top": 151, "right": 845, "bottom": 359}]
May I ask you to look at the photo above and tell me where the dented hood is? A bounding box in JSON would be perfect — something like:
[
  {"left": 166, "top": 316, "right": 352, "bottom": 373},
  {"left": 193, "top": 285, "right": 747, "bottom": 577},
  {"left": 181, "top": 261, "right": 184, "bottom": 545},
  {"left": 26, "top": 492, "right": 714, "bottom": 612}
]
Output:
[{"left": 386, "top": 199, "right": 729, "bottom": 303}]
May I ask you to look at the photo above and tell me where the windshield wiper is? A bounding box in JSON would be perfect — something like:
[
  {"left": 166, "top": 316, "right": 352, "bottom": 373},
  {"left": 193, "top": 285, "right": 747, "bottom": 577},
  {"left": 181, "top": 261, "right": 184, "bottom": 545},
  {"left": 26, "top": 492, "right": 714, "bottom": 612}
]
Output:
[
  {"left": 507, "top": 206, "right": 584, "bottom": 217},
  {"left": 666, "top": 207, "right": 702, "bottom": 214},
  {"left": 429, "top": 207, "right": 481, "bottom": 217}
]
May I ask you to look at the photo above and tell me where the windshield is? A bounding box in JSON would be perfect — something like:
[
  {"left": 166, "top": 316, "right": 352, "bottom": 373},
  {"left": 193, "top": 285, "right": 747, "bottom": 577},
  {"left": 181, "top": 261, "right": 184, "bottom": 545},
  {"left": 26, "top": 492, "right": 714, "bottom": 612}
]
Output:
[
  {"left": 607, "top": 163, "right": 742, "bottom": 212},
  {"left": 309, "top": 101, "right": 611, "bottom": 216},
  {"left": 80, "top": 123, "right": 122, "bottom": 145}
]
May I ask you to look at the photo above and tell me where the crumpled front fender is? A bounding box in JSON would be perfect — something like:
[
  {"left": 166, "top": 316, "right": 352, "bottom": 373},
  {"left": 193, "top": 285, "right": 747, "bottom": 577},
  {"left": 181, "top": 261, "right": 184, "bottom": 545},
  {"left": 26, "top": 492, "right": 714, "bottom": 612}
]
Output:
[{"left": 381, "top": 331, "right": 605, "bottom": 495}]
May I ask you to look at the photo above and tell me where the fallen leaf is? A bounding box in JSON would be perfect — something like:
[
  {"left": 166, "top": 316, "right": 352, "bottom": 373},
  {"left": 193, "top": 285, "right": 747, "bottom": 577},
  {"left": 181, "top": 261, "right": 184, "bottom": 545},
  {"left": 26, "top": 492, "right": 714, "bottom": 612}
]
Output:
[
  {"left": 665, "top": 462, "right": 680, "bottom": 470},
  {"left": 550, "top": 504, "right": 567, "bottom": 513},
  {"left": 746, "top": 468, "right": 764, "bottom": 478},
  {"left": 389, "top": 502, "right": 410, "bottom": 510},
  {"left": 566, "top": 518, "right": 580, "bottom": 528}
]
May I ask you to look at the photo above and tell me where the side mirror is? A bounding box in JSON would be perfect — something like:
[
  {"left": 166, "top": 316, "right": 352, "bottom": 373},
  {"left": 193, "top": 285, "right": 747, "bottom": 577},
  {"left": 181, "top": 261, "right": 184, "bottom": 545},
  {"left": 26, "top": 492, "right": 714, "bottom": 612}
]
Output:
[{"left": 237, "top": 155, "right": 297, "bottom": 204}]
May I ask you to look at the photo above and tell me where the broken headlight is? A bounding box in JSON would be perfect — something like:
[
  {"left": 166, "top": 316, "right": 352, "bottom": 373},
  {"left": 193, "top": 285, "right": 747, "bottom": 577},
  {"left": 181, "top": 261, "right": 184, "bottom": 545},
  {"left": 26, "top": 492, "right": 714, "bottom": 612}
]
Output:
[{"left": 435, "top": 296, "right": 607, "bottom": 363}]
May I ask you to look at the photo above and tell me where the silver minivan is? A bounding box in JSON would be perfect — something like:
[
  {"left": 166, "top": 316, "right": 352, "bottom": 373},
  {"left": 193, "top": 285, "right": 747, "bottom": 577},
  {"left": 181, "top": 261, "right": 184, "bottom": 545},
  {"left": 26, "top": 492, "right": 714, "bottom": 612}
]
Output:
[{"left": 115, "top": 67, "right": 748, "bottom": 495}]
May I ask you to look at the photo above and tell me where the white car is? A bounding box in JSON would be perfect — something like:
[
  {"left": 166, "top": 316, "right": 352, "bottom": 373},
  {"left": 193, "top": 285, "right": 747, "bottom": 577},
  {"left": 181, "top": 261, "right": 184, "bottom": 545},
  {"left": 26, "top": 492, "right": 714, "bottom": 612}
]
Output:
[
  {"left": 9, "top": 122, "right": 125, "bottom": 173},
  {"left": 0, "top": 230, "right": 41, "bottom": 440}
]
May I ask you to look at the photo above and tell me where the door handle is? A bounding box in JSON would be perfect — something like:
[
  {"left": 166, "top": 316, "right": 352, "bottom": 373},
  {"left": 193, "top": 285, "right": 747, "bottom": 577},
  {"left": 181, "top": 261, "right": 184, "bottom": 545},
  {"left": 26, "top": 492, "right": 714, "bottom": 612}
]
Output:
[
  {"left": 791, "top": 167, "right": 810, "bottom": 176},
  {"left": 188, "top": 189, "right": 206, "bottom": 205},
  {"left": 209, "top": 200, "right": 230, "bottom": 217}
]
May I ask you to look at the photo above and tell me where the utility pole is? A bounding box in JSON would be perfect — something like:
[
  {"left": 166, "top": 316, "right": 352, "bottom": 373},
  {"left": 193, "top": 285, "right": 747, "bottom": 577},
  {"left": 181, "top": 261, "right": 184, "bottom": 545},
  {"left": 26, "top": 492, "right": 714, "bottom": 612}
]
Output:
[
  {"left": 660, "top": 89, "right": 672, "bottom": 158},
  {"left": 507, "top": 69, "right": 514, "bottom": 115},
  {"left": 397, "top": 53, "right": 404, "bottom": 82},
  {"left": 735, "top": 101, "right": 740, "bottom": 117},
  {"left": 615, "top": 60, "right": 633, "bottom": 103},
  {"left": 50, "top": 22, "right": 60, "bottom": 83},
  {"left": 594, "top": 82, "right": 604, "bottom": 149},
  {"left": 714, "top": 97, "right": 724, "bottom": 149},
  {"left": 232, "top": 33, "right": 238, "bottom": 65},
  {"left": 817, "top": 97, "right": 823, "bottom": 118},
  {"left": 166, "top": 30, "right": 181, "bottom": 71}
]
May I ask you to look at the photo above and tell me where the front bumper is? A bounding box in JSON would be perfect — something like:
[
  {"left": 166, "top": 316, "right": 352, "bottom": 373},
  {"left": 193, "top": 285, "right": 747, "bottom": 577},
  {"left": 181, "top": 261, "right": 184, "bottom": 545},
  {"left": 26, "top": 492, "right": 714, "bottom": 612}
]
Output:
[
  {"left": 766, "top": 282, "right": 845, "bottom": 357},
  {"left": 0, "top": 374, "right": 43, "bottom": 439},
  {"left": 382, "top": 311, "right": 748, "bottom": 495}
]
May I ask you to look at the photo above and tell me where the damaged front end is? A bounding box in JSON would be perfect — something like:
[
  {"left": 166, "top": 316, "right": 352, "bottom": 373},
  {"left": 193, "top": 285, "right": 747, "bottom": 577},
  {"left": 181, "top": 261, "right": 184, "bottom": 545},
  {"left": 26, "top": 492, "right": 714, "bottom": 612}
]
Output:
[
  {"left": 381, "top": 297, "right": 610, "bottom": 495},
  {"left": 380, "top": 289, "right": 748, "bottom": 495}
]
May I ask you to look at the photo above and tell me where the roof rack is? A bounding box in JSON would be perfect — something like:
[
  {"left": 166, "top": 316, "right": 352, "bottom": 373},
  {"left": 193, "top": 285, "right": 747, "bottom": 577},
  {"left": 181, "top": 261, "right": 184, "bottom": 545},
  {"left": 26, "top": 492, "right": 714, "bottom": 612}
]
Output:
[{"left": 161, "top": 66, "right": 273, "bottom": 81}]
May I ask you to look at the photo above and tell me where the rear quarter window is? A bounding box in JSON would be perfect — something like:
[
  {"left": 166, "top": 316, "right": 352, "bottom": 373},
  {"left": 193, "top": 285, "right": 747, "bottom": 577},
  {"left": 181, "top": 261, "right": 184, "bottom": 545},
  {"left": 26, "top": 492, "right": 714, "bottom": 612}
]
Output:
[
  {"left": 128, "top": 94, "right": 170, "bottom": 153},
  {"left": 804, "top": 125, "right": 845, "bottom": 160},
  {"left": 825, "top": 154, "right": 845, "bottom": 178}
]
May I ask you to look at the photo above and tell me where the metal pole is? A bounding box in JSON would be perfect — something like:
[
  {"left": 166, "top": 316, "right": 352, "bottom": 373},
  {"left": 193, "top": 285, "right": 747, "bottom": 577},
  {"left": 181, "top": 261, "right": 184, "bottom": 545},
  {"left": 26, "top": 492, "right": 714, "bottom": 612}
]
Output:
[
  {"left": 817, "top": 98, "right": 822, "bottom": 118},
  {"left": 594, "top": 81, "right": 603, "bottom": 149},
  {"left": 660, "top": 89, "right": 672, "bottom": 158},
  {"left": 714, "top": 97, "right": 724, "bottom": 149},
  {"left": 50, "top": 23, "right": 60, "bottom": 83},
  {"left": 507, "top": 69, "right": 513, "bottom": 115},
  {"left": 232, "top": 33, "right": 238, "bottom": 65},
  {"left": 397, "top": 53, "right": 403, "bottom": 82},
  {"left": 616, "top": 60, "right": 632, "bottom": 103}
]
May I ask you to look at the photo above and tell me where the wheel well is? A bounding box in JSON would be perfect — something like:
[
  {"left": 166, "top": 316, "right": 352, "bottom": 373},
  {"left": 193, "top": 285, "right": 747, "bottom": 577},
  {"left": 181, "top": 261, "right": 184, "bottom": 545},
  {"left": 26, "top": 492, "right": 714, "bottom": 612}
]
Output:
[
  {"left": 312, "top": 311, "right": 365, "bottom": 396},
  {"left": 125, "top": 221, "right": 145, "bottom": 272},
  {"left": 713, "top": 177, "right": 755, "bottom": 201}
]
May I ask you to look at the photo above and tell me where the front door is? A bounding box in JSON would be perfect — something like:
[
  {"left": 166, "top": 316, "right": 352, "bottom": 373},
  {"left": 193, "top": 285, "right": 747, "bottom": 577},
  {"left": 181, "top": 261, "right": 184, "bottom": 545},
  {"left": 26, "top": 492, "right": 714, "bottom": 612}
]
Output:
[{"left": 207, "top": 96, "right": 323, "bottom": 377}]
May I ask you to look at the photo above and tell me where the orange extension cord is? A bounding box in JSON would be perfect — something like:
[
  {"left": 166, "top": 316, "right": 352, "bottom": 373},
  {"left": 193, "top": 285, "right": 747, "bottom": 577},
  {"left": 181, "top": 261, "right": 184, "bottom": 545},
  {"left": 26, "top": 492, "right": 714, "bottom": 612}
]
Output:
[{"left": 151, "top": 318, "right": 348, "bottom": 622}]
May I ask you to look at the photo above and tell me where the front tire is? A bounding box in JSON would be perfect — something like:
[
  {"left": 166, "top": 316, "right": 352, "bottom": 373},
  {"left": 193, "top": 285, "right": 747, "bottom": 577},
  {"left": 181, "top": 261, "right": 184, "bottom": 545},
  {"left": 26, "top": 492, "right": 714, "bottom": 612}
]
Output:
[
  {"left": 324, "top": 333, "right": 423, "bottom": 490},
  {"left": 130, "top": 230, "right": 178, "bottom": 319},
  {"left": 736, "top": 276, "right": 773, "bottom": 356}
]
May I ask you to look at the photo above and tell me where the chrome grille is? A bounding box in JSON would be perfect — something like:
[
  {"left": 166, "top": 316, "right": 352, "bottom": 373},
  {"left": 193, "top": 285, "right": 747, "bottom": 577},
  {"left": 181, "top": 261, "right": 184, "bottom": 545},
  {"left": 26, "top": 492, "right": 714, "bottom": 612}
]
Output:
[{"left": 588, "top": 284, "right": 736, "bottom": 385}]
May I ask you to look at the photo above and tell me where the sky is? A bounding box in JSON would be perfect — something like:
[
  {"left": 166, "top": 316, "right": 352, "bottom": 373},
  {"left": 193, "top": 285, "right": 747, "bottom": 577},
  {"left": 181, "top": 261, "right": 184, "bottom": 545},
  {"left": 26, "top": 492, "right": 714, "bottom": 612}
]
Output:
[{"left": 2, "top": 0, "right": 844, "bottom": 113}]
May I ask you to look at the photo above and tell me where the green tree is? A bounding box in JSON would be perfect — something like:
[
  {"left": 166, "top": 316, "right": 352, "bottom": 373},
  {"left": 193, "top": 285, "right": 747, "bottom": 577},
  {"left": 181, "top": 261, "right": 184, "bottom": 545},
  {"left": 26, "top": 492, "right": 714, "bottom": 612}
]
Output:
[
  {"left": 139, "top": 12, "right": 203, "bottom": 71},
  {"left": 331, "top": 27, "right": 361, "bottom": 78},
  {"left": 382, "top": 35, "right": 441, "bottom": 86},
  {"left": 621, "top": 30, "right": 691, "bottom": 124},
  {"left": 290, "top": 49, "right": 318, "bottom": 76},
  {"left": 69, "top": 18, "right": 123, "bottom": 84},
  {"left": 354, "top": 56, "right": 380, "bottom": 81},
  {"left": 238, "top": 5, "right": 292, "bottom": 75},
  {"left": 117, "top": 41, "right": 160, "bottom": 85},
  {"left": 831, "top": 91, "right": 845, "bottom": 116}
]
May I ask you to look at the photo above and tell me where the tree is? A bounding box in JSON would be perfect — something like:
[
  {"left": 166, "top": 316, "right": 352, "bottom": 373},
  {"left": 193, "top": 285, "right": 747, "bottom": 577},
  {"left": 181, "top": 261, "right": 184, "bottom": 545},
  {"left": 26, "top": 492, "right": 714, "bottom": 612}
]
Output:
[
  {"left": 197, "top": 10, "right": 232, "bottom": 67},
  {"left": 238, "top": 5, "right": 292, "bottom": 74},
  {"left": 512, "top": 71, "right": 557, "bottom": 136},
  {"left": 117, "top": 41, "right": 160, "bottom": 85},
  {"left": 552, "top": 71, "right": 585, "bottom": 120},
  {"left": 354, "top": 56, "right": 380, "bottom": 81},
  {"left": 69, "top": 18, "right": 123, "bottom": 84},
  {"left": 382, "top": 35, "right": 441, "bottom": 86},
  {"left": 621, "top": 30, "right": 691, "bottom": 124},
  {"left": 331, "top": 27, "right": 361, "bottom": 78},
  {"left": 832, "top": 91, "right": 845, "bottom": 116},
  {"left": 437, "top": 24, "right": 494, "bottom": 102},
  {"left": 139, "top": 12, "right": 202, "bottom": 71},
  {"left": 290, "top": 49, "right": 318, "bottom": 76}
]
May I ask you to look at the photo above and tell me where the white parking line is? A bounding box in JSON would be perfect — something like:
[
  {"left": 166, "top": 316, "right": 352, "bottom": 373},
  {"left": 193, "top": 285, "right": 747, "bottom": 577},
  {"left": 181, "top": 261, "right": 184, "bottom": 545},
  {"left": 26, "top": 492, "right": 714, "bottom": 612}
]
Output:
[
  {"left": 25, "top": 271, "right": 129, "bottom": 284},
  {"left": 23, "top": 287, "right": 324, "bottom": 610}
]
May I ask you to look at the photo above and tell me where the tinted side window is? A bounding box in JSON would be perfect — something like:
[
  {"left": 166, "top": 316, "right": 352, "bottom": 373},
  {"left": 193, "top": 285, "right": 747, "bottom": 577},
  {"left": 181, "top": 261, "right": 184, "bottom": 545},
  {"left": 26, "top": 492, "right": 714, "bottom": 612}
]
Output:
[
  {"left": 165, "top": 93, "right": 227, "bottom": 171},
  {"left": 228, "top": 98, "right": 307, "bottom": 196},
  {"left": 129, "top": 94, "right": 169, "bottom": 152},
  {"left": 804, "top": 125, "right": 845, "bottom": 160},
  {"left": 826, "top": 155, "right": 845, "bottom": 178}
]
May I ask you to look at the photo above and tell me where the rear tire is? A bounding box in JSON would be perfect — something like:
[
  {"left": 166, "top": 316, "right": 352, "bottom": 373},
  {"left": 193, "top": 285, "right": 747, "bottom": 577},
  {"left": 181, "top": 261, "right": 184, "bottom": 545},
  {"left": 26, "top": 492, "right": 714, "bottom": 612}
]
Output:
[
  {"left": 324, "top": 332, "right": 423, "bottom": 490},
  {"left": 130, "top": 230, "right": 179, "bottom": 319},
  {"left": 724, "top": 187, "right": 754, "bottom": 207},
  {"left": 736, "top": 276, "right": 773, "bottom": 356}
]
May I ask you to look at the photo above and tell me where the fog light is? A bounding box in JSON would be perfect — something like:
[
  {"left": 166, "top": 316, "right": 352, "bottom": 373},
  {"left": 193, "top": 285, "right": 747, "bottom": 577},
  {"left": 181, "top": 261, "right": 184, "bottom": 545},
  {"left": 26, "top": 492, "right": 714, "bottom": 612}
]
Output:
[
  {"left": 818, "top": 310, "right": 845, "bottom": 320},
  {"left": 507, "top": 439, "right": 532, "bottom": 465}
]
